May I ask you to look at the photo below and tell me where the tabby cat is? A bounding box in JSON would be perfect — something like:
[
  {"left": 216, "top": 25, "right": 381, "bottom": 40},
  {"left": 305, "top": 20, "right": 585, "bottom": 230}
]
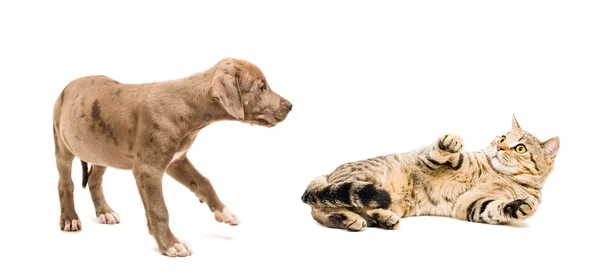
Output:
[{"left": 301, "top": 116, "right": 559, "bottom": 231}]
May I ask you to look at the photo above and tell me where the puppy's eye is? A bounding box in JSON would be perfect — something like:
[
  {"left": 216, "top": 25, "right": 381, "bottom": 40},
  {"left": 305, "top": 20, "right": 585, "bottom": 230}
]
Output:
[
  {"left": 514, "top": 144, "right": 527, "bottom": 154},
  {"left": 497, "top": 136, "right": 506, "bottom": 144},
  {"left": 259, "top": 84, "right": 266, "bottom": 92}
]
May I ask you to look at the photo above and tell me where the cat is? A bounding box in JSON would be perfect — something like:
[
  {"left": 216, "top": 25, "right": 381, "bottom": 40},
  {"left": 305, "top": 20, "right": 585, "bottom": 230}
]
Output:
[{"left": 301, "top": 116, "right": 559, "bottom": 231}]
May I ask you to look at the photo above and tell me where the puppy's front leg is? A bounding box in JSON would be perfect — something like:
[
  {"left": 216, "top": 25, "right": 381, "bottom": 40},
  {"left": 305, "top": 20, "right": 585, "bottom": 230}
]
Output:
[
  {"left": 133, "top": 164, "right": 192, "bottom": 257},
  {"left": 167, "top": 157, "right": 240, "bottom": 225}
]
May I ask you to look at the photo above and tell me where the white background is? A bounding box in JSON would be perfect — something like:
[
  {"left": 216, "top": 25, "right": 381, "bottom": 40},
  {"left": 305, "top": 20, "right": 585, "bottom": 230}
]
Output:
[{"left": 1, "top": 1, "right": 599, "bottom": 278}]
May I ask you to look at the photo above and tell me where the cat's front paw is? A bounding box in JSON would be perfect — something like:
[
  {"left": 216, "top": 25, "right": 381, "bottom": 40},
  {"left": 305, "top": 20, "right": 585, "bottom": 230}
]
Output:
[
  {"left": 503, "top": 197, "right": 537, "bottom": 220},
  {"left": 479, "top": 200, "right": 503, "bottom": 224},
  {"left": 438, "top": 134, "right": 464, "bottom": 153}
]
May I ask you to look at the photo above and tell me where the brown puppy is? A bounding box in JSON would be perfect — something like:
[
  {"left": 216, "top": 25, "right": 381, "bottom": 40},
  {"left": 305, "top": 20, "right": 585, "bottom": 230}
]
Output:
[{"left": 52, "top": 58, "right": 292, "bottom": 257}]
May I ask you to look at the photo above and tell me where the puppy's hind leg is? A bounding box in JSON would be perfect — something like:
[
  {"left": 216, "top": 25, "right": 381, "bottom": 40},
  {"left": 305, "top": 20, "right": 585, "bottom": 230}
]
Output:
[
  {"left": 54, "top": 126, "right": 81, "bottom": 231},
  {"left": 85, "top": 165, "right": 120, "bottom": 225},
  {"left": 166, "top": 157, "right": 239, "bottom": 226}
]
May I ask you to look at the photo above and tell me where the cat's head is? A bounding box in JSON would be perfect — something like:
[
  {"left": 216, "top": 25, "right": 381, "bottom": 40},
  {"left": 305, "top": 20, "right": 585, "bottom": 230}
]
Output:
[{"left": 485, "top": 115, "right": 560, "bottom": 185}]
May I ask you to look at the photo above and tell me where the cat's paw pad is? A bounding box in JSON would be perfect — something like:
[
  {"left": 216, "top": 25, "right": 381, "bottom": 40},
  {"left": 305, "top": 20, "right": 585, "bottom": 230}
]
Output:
[
  {"left": 97, "top": 212, "right": 120, "bottom": 224},
  {"left": 328, "top": 213, "right": 367, "bottom": 232},
  {"left": 438, "top": 134, "right": 464, "bottom": 153},
  {"left": 503, "top": 198, "right": 536, "bottom": 220},
  {"left": 214, "top": 207, "right": 240, "bottom": 226}
]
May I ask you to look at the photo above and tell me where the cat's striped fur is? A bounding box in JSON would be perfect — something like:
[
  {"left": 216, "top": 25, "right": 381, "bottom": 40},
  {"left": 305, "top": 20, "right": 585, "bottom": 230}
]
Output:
[{"left": 301, "top": 116, "right": 559, "bottom": 231}]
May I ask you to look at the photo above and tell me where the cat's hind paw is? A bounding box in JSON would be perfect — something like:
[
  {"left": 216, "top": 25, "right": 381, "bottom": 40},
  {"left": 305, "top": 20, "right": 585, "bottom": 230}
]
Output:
[
  {"left": 365, "top": 209, "right": 400, "bottom": 230},
  {"left": 328, "top": 213, "right": 367, "bottom": 232}
]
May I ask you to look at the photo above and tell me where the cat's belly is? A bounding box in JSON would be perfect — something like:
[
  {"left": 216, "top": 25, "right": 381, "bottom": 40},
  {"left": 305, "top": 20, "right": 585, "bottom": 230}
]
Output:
[
  {"left": 382, "top": 169, "right": 470, "bottom": 217},
  {"left": 381, "top": 169, "right": 417, "bottom": 217}
]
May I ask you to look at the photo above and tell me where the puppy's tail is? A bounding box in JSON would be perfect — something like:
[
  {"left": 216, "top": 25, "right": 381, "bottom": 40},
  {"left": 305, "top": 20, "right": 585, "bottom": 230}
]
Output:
[
  {"left": 301, "top": 176, "right": 391, "bottom": 209},
  {"left": 80, "top": 160, "right": 94, "bottom": 188}
]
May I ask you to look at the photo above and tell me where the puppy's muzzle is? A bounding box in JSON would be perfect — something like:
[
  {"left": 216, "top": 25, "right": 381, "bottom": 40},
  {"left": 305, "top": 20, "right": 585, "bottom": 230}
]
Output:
[
  {"left": 278, "top": 100, "right": 293, "bottom": 119},
  {"left": 283, "top": 102, "right": 293, "bottom": 111}
]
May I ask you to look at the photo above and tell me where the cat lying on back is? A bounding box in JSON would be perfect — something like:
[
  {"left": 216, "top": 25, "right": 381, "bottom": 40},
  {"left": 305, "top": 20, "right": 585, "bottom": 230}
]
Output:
[{"left": 301, "top": 116, "right": 559, "bottom": 231}]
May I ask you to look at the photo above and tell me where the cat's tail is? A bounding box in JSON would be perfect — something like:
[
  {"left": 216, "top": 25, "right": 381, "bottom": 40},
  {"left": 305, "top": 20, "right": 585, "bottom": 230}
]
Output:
[{"left": 301, "top": 176, "right": 391, "bottom": 209}]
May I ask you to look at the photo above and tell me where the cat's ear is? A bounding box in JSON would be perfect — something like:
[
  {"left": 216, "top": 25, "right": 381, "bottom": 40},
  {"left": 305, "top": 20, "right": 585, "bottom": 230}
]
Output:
[
  {"left": 541, "top": 137, "right": 560, "bottom": 163},
  {"left": 511, "top": 114, "right": 521, "bottom": 130}
]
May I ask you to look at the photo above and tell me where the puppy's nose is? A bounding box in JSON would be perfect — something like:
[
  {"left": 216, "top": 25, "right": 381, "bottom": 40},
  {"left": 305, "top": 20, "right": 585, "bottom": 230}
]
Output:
[{"left": 284, "top": 102, "right": 293, "bottom": 111}]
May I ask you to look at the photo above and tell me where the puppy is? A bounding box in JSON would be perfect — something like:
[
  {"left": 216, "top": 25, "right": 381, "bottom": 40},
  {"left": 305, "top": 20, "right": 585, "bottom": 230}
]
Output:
[{"left": 52, "top": 58, "right": 292, "bottom": 256}]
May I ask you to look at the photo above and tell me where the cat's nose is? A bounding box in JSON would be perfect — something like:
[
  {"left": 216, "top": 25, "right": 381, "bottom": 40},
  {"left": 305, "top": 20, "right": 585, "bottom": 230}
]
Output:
[{"left": 497, "top": 145, "right": 506, "bottom": 151}]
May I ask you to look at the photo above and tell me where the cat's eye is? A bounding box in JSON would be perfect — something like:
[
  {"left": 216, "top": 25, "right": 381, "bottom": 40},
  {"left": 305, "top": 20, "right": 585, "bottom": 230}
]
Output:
[
  {"left": 514, "top": 144, "right": 527, "bottom": 154},
  {"left": 497, "top": 136, "right": 506, "bottom": 144}
]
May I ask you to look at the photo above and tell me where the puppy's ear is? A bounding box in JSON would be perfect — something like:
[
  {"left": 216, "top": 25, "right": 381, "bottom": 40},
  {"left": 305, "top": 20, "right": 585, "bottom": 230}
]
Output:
[{"left": 211, "top": 74, "right": 244, "bottom": 120}]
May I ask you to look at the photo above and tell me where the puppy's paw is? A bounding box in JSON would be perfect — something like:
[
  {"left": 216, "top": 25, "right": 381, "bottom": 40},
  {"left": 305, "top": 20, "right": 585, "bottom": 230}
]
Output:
[
  {"left": 97, "top": 212, "right": 120, "bottom": 225},
  {"left": 214, "top": 207, "right": 240, "bottom": 226},
  {"left": 61, "top": 218, "right": 82, "bottom": 232},
  {"left": 165, "top": 243, "right": 193, "bottom": 257}
]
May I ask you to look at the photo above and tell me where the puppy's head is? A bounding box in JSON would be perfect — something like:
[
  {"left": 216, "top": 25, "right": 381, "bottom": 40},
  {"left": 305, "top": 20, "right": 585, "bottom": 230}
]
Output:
[{"left": 210, "top": 58, "right": 292, "bottom": 127}]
